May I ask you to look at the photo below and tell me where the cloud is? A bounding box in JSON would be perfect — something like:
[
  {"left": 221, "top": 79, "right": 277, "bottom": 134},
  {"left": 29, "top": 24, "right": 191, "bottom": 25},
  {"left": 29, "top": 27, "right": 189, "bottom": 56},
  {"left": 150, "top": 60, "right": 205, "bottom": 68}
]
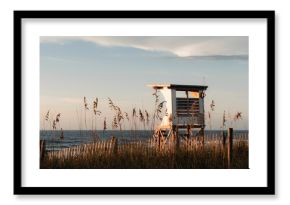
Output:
[
  {"left": 40, "top": 36, "right": 248, "bottom": 58},
  {"left": 176, "top": 54, "right": 248, "bottom": 61}
]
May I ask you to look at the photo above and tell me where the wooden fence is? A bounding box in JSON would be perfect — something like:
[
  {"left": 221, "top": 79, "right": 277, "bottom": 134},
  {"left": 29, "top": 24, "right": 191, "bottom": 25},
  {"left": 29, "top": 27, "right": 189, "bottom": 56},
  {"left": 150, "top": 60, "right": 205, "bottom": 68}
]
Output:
[{"left": 42, "top": 128, "right": 247, "bottom": 168}]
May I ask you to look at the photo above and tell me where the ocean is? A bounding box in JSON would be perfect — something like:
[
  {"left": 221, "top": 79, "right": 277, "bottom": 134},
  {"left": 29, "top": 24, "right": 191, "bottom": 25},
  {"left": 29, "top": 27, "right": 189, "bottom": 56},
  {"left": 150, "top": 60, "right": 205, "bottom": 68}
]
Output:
[{"left": 40, "top": 130, "right": 249, "bottom": 151}]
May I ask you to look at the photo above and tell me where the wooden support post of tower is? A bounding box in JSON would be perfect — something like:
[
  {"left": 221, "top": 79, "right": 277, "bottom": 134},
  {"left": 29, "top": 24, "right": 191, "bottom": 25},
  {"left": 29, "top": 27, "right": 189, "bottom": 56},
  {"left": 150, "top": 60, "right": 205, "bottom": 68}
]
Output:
[
  {"left": 186, "top": 124, "right": 190, "bottom": 139},
  {"left": 171, "top": 125, "right": 179, "bottom": 152},
  {"left": 176, "top": 125, "right": 179, "bottom": 151},
  {"left": 201, "top": 127, "right": 205, "bottom": 146},
  {"left": 158, "top": 130, "right": 161, "bottom": 151}
]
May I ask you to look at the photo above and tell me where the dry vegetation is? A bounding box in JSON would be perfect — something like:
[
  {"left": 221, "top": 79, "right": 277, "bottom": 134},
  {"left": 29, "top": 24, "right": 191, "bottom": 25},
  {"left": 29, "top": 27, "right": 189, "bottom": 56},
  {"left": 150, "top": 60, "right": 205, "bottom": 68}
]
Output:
[
  {"left": 41, "top": 92, "right": 248, "bottom": 169},
  {"left": 40, "top": 136, "right": 248, "bottom": 169}
]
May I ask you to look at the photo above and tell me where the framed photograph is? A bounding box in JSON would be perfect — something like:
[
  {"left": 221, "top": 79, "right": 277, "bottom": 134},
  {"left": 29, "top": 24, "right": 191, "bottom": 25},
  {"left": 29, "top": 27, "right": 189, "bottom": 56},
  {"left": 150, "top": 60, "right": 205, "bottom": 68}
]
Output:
[{"left": 14, "top": 10, "right": 275, "bottom": 195}]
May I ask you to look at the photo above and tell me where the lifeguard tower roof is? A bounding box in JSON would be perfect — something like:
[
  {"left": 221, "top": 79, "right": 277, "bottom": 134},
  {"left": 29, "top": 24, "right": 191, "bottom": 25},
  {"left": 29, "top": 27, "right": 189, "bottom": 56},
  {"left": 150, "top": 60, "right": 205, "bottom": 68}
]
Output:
[{"left": 147, "top": 84, "right": 208, "bottom": 91}]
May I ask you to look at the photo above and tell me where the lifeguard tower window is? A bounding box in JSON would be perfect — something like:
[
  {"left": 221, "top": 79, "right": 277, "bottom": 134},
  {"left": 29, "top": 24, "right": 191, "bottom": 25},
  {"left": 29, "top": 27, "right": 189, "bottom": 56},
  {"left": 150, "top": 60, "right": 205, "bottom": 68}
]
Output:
[{"left": 176, "top": 91, "right": 199, "bottom": 118}]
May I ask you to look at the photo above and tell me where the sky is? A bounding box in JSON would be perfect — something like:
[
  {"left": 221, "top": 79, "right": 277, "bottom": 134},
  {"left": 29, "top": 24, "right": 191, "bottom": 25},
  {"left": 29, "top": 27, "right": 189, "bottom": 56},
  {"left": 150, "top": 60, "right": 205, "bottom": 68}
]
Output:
[{"left": 40, "top": 36, "right": 248, "bottom": 130}]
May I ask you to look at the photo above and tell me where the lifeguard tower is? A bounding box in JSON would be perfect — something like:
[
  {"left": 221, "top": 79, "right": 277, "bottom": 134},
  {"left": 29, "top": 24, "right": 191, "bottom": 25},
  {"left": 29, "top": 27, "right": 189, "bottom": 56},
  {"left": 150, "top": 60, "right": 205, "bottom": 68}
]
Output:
[{"left": 147, "top": 84, "right": 208, "bottom": 147}]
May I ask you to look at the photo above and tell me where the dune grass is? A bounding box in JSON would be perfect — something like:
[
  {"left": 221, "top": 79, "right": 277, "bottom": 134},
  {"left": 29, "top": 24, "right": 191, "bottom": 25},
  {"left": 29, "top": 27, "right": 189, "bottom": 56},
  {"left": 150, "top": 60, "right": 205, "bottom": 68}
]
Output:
[
  {"left": 40, "top": 139, "right": 248, "bottom": 169},
  {"left": 41, "top": 94, "right": 248, "bottom": 169}
]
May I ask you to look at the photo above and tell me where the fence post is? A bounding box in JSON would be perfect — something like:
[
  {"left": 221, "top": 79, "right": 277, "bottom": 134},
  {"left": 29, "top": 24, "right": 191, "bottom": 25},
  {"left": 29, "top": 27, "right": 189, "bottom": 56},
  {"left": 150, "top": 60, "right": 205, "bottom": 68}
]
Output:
[
  {"left": 40, "top": 140, "right": 46, "bottom": 161},
  {"left": 111, "top": 136, "right": 118, "bottom": 154},
  {"left": 222, "top": 130, "right": 226, "bottom": 150},
  {"left": 227, "top": 128, "right": 233, "bottom": 168}
]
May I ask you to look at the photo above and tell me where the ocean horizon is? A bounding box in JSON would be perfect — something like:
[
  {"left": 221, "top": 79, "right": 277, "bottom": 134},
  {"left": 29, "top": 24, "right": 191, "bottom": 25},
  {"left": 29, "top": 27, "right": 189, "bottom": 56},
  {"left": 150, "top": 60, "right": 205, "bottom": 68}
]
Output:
[{"left": 40, "top": 129, "right": 248, "bottom": 151}]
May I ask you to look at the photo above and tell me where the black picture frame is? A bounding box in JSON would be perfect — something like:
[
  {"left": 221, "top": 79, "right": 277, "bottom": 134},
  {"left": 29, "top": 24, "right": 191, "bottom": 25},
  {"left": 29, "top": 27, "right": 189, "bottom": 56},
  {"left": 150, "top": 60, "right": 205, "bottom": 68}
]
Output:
[{"left": 14, "top": 10, "right": 275, "bottom": 195}]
